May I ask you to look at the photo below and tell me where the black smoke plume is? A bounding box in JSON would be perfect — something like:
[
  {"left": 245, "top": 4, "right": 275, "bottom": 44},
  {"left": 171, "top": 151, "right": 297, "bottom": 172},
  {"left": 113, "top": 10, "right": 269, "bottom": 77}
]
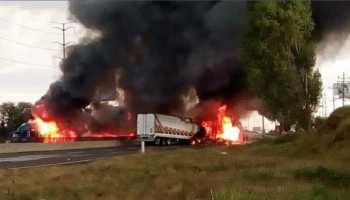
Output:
[
  {"left": 36, "top": 1, "right": 350, "bottom": 133},
  {"left": 311, "top": 1, "right": 350, "bottom": 39},
  {"left": 36, "top": 1, "right": 248, "bottom": 126},
  {"left": 311, "top": 1, "right": 350, "bottom": 59}
]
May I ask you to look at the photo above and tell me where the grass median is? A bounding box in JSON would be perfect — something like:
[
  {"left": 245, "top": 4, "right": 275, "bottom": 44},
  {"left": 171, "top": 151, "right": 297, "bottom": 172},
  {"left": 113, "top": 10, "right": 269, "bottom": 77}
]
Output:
[{"left": 1, "top": 133, "right": 350, "bottom": 200}]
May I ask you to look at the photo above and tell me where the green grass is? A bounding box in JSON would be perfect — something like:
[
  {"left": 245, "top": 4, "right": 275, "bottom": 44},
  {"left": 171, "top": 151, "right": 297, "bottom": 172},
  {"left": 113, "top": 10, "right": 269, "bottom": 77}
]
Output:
[{"left": 1, "top": 134, "right": 350, "bottom": 200}]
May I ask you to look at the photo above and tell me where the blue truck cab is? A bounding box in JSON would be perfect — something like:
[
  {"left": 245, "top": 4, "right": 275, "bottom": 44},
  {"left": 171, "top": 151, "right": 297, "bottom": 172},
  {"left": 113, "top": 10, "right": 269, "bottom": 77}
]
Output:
[{"left": 10, "top": 122, "right": 37, "bottom": 142}]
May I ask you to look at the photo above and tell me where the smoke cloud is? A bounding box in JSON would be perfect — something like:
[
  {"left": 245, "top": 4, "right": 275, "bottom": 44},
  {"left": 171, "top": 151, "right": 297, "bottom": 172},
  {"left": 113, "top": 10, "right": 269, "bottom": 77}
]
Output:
[
  {"left": 36, "top": 0, "right": 248, "bottom": 124},
  {"left": 35, "top": 1, "right": 350, "bottom": 132},
  {"left": 311, "top": 1, "right": 350, "bottom": 60}
]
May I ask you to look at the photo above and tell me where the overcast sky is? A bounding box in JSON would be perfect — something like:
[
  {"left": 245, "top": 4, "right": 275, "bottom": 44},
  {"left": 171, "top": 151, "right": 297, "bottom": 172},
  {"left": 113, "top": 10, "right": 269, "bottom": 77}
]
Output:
[
  {"left": 0, "top": 1, "right": 84, "bottom": 103},
  {"left": 0, "top": 1, "right": 348, "bottom": 122},
  {"left": 316, "top": 35, "right": 350, "bottom": 116}
]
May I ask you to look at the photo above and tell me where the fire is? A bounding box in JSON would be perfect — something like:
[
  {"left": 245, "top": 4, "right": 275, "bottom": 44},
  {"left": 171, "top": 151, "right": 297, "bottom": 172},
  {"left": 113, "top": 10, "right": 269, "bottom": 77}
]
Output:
[
  {"left": 34, "top": 118, "right": 59, "bottom": 137},
  {"left": 218, "top": 116, "right": 240, "bottom": 141},
  {"left": 33, "top": 117, "right": 77, "bottom": 143},
  {"left": 202, "top": 104, "right": 244, "bottom": 144},
  {"left": 31, "top": 101, "right": 135, "bottom": 143}
]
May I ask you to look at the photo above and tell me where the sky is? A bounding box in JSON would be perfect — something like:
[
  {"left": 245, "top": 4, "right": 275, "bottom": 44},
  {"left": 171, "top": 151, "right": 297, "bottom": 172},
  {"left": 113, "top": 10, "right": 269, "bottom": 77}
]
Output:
[
  {"left": 315, "top": 34, "right": 350, "bottom": 117},
  {"left": 0, "top": 1, "right": 84, "bottom": 103},
  {"left": 0, "top": 1, "right": 348, "bottom": 131}
]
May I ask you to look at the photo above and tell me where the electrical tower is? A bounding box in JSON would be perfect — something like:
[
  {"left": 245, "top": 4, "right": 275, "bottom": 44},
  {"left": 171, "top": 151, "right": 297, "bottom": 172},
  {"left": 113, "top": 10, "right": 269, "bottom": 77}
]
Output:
[
  {"left": 53, "top": 22, "right": 74, "bottom": 59},
  {"left": 334, "top": 72, "right": 350, "bottom": 107}
]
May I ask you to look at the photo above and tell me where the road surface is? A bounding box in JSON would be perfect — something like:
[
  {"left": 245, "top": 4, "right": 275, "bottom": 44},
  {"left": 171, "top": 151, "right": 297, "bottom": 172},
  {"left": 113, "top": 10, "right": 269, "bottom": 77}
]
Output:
[
  {"left": 0, "top": 143, "right": 188, "bottom": 169},
  {"left": 0, "top": 144, "right": 142, "bottom": 169}
]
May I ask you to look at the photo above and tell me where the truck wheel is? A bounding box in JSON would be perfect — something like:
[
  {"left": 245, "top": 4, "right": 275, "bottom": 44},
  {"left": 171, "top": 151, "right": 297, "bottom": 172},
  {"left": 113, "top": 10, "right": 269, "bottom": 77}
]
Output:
[
  {"left": 161, "top": 138, "right": 167, "bottom": 146},
  {"left": 166, "top": 138, "right": 172, "bottom": 145},
  {"left": 155, "top": 137, "right": 161, "bottom": 146}
]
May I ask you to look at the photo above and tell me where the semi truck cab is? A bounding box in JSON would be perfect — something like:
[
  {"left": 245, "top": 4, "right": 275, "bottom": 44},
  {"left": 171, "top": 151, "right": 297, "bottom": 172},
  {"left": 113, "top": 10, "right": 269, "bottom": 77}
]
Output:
[{"left": 10, "top": 122, "right": 37, "bottom": 142}]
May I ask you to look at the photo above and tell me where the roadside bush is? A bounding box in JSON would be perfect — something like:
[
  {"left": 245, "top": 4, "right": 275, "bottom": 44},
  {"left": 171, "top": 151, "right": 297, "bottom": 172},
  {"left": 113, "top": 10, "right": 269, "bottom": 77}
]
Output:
[
  {"left": 324, "top": 106, "right": 350, "bottom": 131},
  {"left": 334, "top": 117, "right": 350, "bottom": 142}
]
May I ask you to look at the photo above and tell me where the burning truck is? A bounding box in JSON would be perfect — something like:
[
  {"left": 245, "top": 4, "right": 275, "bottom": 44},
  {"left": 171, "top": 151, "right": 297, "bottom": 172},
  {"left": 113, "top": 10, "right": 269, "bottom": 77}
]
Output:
[
  {"left": 11, "top": 93, "right": 245, "bottom": 145},
  {"left": 14, "top": 100, "right": 245, "bottom": 145},
  {"left": 9, "top": 101, "right": 135, "bottom": 143},
  {"left": 136, "top": 104, "right": 245, "bottom": 145}
]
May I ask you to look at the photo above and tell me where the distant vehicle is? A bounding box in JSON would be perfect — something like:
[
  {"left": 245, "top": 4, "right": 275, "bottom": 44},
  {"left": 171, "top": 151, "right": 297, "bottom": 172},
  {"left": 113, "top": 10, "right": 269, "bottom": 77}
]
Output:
[
  {"left": 10, "top": 122, "right": 39, "bottom": 143},
  {"left": 137, "top": 114, "right": 200, "bottom": 145}
]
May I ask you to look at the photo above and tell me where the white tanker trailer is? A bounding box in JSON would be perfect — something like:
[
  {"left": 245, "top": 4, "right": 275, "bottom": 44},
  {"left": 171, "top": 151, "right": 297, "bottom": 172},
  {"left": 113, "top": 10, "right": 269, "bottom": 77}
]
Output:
[{"left": 137, "top": 114, "right": 200, "bottom": 145}]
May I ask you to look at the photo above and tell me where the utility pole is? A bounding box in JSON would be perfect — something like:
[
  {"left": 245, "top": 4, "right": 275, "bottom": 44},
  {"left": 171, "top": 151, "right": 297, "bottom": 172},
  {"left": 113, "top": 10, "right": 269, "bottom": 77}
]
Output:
[
  {"left": 342, "top": 72, "right": 346, "bottom": 106},
  {"left": 262, "top": 115, "right": 265, "bottom": 134},
  {"left": 323, "top": 93, "right": 327, "bottom": 117},
  {"left": 53, "top": 22, "right": 74, "bottom": 59}
]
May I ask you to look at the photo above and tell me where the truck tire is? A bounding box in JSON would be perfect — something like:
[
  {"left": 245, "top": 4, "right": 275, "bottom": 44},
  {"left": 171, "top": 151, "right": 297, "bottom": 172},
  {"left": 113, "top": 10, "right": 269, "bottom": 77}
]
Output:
[
  {"left": 166, "top": 138, "right": 172, "bottom": 145},
  {"left": 161, "top": 138, "right": 167, "bottom": 146},
  {"left": 155, "top": 137, "right": 161, "bottom": 146}
]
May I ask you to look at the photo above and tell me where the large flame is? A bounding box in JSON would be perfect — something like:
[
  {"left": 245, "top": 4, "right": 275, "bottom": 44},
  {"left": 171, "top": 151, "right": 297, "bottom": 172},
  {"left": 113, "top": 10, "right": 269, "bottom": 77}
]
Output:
[
  {"left": 34, "top": 118, "right": 58, "bottom": 137},
  {"left": 31, "top": 101, "right": 141, "bottom": 143},
  {"left": 202, "top": 104, "right": 244, "bottom": 144},
  {"left": 218, "top": 116, "right": 240, "bottom": 142},
  {"left": 33, "top": 117, "right": 77, "bottom": 143}
]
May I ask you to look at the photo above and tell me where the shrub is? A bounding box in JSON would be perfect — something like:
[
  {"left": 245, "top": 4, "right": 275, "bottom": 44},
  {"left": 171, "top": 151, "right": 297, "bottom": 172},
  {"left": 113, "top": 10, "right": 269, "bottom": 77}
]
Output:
[
  {"left": 334, "top": 117, "right": 350, "bottom": 142},
  {"left": 324, "top": 106, "right": 350, "bottom": 131}
]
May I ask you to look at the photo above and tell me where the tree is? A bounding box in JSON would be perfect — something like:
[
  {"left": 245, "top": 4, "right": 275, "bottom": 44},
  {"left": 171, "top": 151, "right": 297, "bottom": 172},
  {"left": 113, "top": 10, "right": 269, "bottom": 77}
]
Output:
[
  {"left": 243, "top": 1, "right": 322, "bottom": 131},
  {"left": 0, "top": 102, "right": 32, "bottom": 138}
]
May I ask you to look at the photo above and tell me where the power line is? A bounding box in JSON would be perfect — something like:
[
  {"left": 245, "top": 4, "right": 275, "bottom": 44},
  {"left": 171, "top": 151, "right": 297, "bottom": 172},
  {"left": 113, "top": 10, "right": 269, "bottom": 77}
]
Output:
[
  {"left": 0, "top": 56, "right": 53, "bottom": 69},
  {"left": 0, "top": 34, "right": 58, "bottom": 52},
  {"left": 0, "top": 17, "right": 57, "bottom": 34}
]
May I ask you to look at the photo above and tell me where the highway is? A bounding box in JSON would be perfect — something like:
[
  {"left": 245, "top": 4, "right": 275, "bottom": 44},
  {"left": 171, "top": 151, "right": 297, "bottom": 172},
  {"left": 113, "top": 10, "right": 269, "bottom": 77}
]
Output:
[
  {"left": 0, "top": 135, "right": 260, "bottom": 169},
  {"left": 0, "top": 144, "right": 141, "bottom": 169},
  {"left": 0, "top": 142, "right": 190, "bottom": 169}
]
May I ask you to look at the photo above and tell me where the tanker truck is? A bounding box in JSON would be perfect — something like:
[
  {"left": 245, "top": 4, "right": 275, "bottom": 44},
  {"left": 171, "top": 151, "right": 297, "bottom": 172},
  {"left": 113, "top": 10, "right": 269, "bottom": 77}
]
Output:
[{"left": 137, "top": 114, "right": 201, "bottom": 145}]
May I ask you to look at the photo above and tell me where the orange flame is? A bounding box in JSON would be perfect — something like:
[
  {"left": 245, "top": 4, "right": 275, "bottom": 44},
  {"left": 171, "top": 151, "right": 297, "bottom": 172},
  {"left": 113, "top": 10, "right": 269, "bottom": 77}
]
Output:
[
  {"left": 33, "top": 117, "right": 77, "bottom": 143},
  {"left": 217, "top": 116, "right": 240, "bottom": 142},
  {"left": 202, "top": 104, "right": 244, "bottom": 144},
  {"left": 34, "top": 117, "right": 60, "bottom": 143}
]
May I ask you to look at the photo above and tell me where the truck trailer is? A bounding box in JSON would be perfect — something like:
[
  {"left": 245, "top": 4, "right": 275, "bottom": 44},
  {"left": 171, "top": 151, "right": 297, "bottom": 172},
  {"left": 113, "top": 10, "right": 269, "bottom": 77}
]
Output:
[{"left": 137, "top": 113, "right": 200, "bottom": 145}]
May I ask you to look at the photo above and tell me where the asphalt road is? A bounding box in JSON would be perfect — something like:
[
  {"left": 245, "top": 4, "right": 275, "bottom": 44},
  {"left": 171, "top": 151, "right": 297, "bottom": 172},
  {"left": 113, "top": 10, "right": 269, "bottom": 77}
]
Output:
[
  {"left": 0, "top": 137, "right": 259, "bottom": 169},
  {"left": 0, "top": 142, "right": 189, "bottom": 169},
  {"left": 0, "top": 144, "right": 142, "bottom": 169}
]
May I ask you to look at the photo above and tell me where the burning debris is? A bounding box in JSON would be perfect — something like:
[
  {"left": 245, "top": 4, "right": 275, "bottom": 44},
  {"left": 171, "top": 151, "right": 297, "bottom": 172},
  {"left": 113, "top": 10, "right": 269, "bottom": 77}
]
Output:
[
  {"left": 201, "top": 105, "right": 245, "bottom": 145},
  {"left": 33, "top": 117, "right": 77, "bottom": 143},
  {"left": 31, "top": 100, "right": 134, "bottom": 143}
]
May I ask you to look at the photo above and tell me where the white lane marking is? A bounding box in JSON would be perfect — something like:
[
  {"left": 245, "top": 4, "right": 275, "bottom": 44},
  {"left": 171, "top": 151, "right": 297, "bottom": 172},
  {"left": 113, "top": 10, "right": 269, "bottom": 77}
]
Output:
[{"left": 8, "top": 159, "right": 92, "bottom": 169}]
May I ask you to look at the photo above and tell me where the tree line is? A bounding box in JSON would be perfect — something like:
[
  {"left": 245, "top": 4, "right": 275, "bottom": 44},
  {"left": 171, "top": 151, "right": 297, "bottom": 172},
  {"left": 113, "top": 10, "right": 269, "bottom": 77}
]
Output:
[{"left": 0, "top": 102, "right": 32, "bottom": 139}]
